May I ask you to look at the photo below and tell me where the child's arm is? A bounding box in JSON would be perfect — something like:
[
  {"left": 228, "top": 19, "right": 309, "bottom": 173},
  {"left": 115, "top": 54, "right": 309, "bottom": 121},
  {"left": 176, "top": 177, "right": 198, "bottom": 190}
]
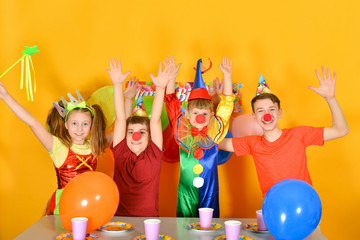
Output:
[
  {"left": 219, "top": 56, "right": 233, "bottom": 96},
  {"left": 0, "top": 81, "right": 53, "bottom": 151},
  {"left": 212, "top": 57, "right": 235, "bottom": 143},
  {"left": 209, "top": 77, "right": 224, "bottom": 110},
  {"left": 106, "top": 58, "right": 131, "bottom": 147},
  {"left": 309, "top": 66, "right": 349, "bottom": 141},
  {"left": 149, "top": 61, "right": 177, "bottom": 150},
  {"left": 218, "top": 138, "right": 235, "bottom": 152},
  {"left": 165, "top": 55, "right": 181, "bottom": 95},
  {"left": 124, "top": 77, "right": 139, "bottom": 119}
]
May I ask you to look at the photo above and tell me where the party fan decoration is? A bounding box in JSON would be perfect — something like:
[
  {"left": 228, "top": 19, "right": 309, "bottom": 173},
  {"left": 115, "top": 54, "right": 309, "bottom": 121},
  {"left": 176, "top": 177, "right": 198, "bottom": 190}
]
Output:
[{"left": 0, "top": 45, "right": 40, "bottom": 101}]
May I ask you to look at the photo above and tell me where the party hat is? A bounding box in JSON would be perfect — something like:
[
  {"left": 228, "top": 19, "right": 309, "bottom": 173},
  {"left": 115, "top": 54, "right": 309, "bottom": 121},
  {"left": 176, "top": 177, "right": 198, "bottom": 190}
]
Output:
[
  {"left": 132, "top": 95, "right": 148, "bottom": 117},
  {"left": 256, "top": 74, "right": 271, "bottom": 96},
  {"left": 188, "top": 59, "right": 212, "bottom": 101}
]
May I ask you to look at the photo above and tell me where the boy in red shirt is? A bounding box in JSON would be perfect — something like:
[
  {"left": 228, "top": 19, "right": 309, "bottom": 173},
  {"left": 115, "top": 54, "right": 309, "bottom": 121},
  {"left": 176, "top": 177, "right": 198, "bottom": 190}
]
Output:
[
  {"left": 107, "top": 58, "right": 176, "bottom": 216},
  {"left": 219, "top": 67, "right": 349, "bottom": 197}
]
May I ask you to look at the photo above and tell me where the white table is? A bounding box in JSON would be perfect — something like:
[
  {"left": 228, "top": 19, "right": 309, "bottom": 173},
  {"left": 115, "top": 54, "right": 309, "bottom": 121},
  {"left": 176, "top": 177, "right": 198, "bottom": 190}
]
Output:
[{"left": 14, "top": 215, "right": 327, "bottom": 240}]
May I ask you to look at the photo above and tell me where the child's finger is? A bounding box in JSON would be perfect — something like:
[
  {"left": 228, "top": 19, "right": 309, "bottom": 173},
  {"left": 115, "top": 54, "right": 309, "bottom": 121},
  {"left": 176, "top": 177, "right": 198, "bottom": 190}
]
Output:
[
  {"left": 315, "top": 69, "right": 322, "bottom": 81},
  {"left": 109, "top": 59, "right": 114, "bottom": 70},
  {"left": 321, "top": 66, "right": 326, "bottom": 79},
  {"left": 123, "top": 71, "right": 131, "bottom": 79},
  {"left": 149, "top": 73, "right": 155, "bottom": 80}
]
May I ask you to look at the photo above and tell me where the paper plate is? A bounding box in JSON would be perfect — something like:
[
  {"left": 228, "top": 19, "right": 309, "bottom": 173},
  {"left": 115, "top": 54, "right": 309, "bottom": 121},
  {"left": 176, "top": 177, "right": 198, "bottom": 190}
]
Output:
[
  {"left": 133, "top": 234, "right": 175, "bottom": 240},
  {"left": 186, "top": 222, "right": 223, "bottom": 232},
  {"left": 56, "top": 232, "right": 99, "bottom": 240},
  {"left": 243, "top": 222, "right": 270, "bottom": 233},
  {"left": 98, "top": 221, "right": 134, "bottom": 232},
  {"left": 215, "top": 235, "right": 255, "bottom": 240}
]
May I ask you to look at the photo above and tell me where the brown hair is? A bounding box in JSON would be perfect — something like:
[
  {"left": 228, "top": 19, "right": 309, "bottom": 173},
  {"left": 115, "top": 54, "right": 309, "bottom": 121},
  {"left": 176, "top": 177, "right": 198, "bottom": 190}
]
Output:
[
  {"left": 126, "top": 115, "right": 150, "bottom": 135},
  {"left": 46, "top": 102, "right": 108, "bottom": 158},
  {"left": 188, "top": 98, "right": 213, "bottom": 111},
  {"left": 251, "top": 93, "right": 281, "bottom": 112}
]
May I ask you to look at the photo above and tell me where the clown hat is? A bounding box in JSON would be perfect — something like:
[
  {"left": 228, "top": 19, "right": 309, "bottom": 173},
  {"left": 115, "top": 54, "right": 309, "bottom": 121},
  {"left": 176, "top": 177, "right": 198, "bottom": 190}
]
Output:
[
  {"left": 132, "top": 95, "right": 148, "bottom": 117},
  {"left": 188, "top": 59, "right": 212, "bottom": 101},
  {"left": 255, "top": 74, "right": 271, "bottom": 96}
]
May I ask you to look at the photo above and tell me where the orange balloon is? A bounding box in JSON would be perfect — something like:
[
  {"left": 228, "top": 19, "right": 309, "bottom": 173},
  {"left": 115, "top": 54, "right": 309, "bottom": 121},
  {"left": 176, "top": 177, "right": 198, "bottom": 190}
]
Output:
[
  {"left": 96, "top": 147, "right": 115, "bottom": 178},
  {"left": 231, "top": 113, "right": 263, "bottom": 137},
  {"left": 59, "top": 171, "right": 119, "bottom": 231}
]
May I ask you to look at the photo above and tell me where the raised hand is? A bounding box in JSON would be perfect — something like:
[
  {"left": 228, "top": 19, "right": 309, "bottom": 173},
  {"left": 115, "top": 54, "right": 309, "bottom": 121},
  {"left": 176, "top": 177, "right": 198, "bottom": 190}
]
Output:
[
  {"left": 124, "top": 77, "right": 140, "bottom": 99},
  {"left": 164, "top": 55, "right": 181, "bottom": 79},
  {"left": 149, "top": 62, "right": 177, "bottom": 89},
  {"left": 309, "top": 66, "right": 336, "bottom": 99},
  {"left": 209, "top": 77, "right": 224, "bottom": 98},
  {"left": 106, "top": 58, "right": 131, "bottom": 85},
  {"left": 219, "top": 56, "right": 232, "bottom": 78}
]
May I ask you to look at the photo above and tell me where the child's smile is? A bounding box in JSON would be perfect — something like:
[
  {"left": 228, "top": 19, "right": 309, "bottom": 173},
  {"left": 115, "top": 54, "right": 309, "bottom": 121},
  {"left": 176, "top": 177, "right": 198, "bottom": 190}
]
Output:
[
  {"left": 65, "top": 111, "right": 92, "bottom": 145},
  {"left": 126, "top": 123, "right": 149, "bottom": 156}
]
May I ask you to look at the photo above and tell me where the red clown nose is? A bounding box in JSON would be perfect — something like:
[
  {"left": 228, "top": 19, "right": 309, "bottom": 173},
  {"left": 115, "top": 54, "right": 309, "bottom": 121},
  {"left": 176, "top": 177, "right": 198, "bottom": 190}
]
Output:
[
  {"left": 132, "top": 132, "right": 141, "bottom": 141},
  {"left": 196, "top": 114, "right": 206, "bottom": 124},
  {"left": 264, "top": 114, "right": 272, "bottom": 122}
]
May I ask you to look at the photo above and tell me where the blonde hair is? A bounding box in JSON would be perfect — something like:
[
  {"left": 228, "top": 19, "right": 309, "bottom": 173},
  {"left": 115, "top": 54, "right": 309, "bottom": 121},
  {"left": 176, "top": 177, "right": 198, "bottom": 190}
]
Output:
[
  {"left": 46, "top": 102, "right": 108, "bottom": 158},
  {"left": 188, "top": 98, "right": 213, "bottom": 111}
]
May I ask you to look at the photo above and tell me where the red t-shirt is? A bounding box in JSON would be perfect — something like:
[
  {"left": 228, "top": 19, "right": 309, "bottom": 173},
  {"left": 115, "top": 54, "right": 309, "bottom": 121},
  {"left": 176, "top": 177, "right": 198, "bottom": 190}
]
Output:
[
  {"left": 232, "top": 126, "right": 324, "bottom": 197},
  {"left": 111, "top": 138, "right": 163, "bottom": 217}
]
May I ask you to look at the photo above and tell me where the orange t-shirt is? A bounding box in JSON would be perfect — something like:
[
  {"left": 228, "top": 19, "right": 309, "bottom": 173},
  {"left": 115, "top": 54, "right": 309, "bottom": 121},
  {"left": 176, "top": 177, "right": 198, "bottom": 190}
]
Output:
[{"left": 232, "top": 126, "right": 324, "bottom": 197}]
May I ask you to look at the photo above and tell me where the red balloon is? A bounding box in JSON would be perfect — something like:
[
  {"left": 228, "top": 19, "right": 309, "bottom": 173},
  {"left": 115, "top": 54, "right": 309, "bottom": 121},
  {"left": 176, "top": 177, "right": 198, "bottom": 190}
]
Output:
[
  {"left": 231, "top": 113, "right": 263, "bottom": 137},
  {"left": 59, "top": 171, "right": 119, "bottom": 231}
]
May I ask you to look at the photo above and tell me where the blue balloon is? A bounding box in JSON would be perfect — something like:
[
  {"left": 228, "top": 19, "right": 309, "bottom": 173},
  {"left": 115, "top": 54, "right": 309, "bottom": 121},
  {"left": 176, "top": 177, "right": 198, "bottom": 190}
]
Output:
[
  {"left": 262, "top": 179, "right": 322, "bottom": 240},
  {"left": 218, "top": 130, "right": 233, "bottom": 165}
]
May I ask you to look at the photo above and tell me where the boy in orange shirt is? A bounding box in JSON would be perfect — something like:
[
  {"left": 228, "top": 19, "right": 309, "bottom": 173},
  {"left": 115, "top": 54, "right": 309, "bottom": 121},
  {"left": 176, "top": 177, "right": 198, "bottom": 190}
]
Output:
[{"left": 219, "top": 66, "right": 349, "bottom": 197}]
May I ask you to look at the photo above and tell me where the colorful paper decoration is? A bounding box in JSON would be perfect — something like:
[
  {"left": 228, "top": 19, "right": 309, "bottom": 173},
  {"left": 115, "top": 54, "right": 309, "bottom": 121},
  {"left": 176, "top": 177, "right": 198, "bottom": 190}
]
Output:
[{"left": 130, "top": 81, "right": 243, "bottom": 113}]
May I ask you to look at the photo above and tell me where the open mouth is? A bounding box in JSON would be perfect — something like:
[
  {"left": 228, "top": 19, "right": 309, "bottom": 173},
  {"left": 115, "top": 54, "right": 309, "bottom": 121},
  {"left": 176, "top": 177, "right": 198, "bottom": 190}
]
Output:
[{"left": 262, "top": 119, "right": 272, "bottom": 123}]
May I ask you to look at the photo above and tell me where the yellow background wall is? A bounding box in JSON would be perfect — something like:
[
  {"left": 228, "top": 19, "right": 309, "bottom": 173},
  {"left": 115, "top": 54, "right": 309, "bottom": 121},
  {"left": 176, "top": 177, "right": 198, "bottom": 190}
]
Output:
[{"left": 1, "top": 0, "right": 359, "bottom": 239}]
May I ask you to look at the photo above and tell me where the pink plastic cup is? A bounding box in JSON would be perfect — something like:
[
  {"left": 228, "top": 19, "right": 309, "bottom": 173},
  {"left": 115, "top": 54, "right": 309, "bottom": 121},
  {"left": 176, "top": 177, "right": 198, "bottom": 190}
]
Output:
[
  {"left": 144, "top": 219, "right": 161, "bottom": 240},
  {"left": 198, "top": 208, "right": 214, "bottom": 229},
  {"left": 225, "top": 220, "right": 242, "bottom": 240},
  {"left": 256, "top": 210, "right": 268, "bottom": 231},
  {"left": 71, "top": 217, "right": 88, "bottom": 240}
]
